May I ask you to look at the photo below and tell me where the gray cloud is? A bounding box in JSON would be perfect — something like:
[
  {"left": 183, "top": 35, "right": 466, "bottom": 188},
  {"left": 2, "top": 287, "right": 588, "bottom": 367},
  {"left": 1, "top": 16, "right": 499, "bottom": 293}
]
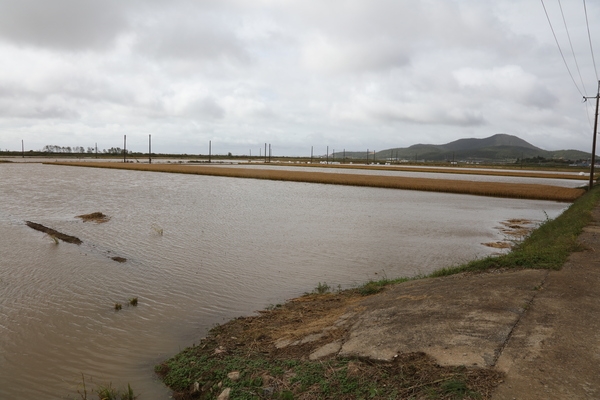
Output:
[
  {"left": 0, "top": 0, "right": 128, "bottom": 50},
  {"left": 0, "top": 0, "right": 598, "bottom": 155}
]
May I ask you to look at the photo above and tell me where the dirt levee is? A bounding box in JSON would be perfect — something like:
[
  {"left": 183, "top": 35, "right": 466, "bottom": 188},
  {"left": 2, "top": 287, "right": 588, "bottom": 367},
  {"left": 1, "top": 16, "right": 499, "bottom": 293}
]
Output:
[
  {"left": 48, "top": 162, "right": 584, "bottom": 202},
  {"left": 25, "top": 221, "right": 83, "bottom": 244}
]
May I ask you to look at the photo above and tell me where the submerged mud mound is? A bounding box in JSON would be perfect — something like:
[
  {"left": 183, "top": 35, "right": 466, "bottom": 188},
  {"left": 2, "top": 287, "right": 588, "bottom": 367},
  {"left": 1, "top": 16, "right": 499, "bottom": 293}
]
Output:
[
  {"left": 76, "top": 212, "right": 111, "bottom": 223},
  {"left": 25, "top": 221, "right": 82, "bottom": 244}
]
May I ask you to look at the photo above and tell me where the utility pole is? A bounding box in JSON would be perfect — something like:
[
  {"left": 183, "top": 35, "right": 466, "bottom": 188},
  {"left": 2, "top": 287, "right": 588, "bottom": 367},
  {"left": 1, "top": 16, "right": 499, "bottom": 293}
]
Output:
[
  {"left": 209, "top": 140, "right": 212, "bottom": 163},
  {"left": 586, "top": 80, "right": 600, "bottom": 189},
  {"left": 149, "top": 134, "right": 152, "bottom": 164},
  {"left": 123, "top": 135, "right": 126, "bottom": 162}
]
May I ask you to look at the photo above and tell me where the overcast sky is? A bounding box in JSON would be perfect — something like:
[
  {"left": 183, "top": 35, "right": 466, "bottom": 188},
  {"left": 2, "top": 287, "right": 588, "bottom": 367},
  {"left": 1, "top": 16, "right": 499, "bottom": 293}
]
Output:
[{"left": 1, "top": 0, "right": 599, "bottom": 156}]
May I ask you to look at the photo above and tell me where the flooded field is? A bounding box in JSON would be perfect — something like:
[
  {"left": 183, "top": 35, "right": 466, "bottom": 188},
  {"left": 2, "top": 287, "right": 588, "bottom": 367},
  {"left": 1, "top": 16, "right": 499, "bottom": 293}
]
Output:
[{"left": 0, "top": 163, "right": 568, "bottom": 399}]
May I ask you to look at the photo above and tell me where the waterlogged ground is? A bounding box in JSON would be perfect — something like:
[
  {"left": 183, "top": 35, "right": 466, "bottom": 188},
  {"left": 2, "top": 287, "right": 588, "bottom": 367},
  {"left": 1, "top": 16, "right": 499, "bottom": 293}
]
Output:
[{"left": 0, "top": 163, "right": 567, "bottom": 399}]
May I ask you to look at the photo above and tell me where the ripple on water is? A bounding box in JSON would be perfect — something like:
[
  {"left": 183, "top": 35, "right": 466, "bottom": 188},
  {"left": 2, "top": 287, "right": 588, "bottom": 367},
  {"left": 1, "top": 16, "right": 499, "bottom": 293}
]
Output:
[{"left": 0, "top": 163, "right": 568, "bottom": 399}]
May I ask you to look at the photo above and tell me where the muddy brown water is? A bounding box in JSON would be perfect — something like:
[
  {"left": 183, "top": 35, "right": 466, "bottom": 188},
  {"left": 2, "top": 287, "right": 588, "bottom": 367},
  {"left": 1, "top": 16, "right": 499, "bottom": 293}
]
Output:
[{"left": 0, "top": 163, "right": 567, "bottom": 399}]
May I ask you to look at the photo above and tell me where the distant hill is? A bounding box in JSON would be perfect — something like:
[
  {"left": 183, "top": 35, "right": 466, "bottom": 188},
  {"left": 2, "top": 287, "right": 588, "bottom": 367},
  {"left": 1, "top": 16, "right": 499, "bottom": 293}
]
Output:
[{"left": 332, "top": 134, "right": 591, "bottom": 162}]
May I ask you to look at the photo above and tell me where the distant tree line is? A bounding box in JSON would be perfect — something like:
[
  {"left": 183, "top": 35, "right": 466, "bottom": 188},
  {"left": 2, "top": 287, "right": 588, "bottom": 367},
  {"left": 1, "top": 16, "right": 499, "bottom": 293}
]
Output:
[
  {"left": 515, "top": 155, "right": 595, "bottom": 165},
  {"left": 42, "top": 145, "right": 129, "bottom": 154}
]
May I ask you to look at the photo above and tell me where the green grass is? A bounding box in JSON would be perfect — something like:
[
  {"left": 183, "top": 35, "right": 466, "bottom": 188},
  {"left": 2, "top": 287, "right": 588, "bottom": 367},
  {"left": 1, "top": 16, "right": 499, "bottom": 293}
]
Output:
[
  {"left": 73, "top": 375, "right": 136, "bottom": 400},
  {"left": 358, "top": 277, "right": 411, "bottom": 296},
  {"left": 156, "top": 350, "right": 498, "bottom": 399}
]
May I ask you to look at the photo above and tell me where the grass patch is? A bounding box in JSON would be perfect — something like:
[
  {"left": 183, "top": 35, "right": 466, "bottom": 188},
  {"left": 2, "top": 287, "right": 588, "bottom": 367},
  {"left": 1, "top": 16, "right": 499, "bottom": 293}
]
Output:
[
  {"left": 358, "top": 276, "right": 411, "bottom": 296},
  {"left": 73, "top": 374, "right": 137, "bottom": 400},
  {"left": 314, "top": 282, "right": 331, "bottom": 294},
  {"left": 156, "top": 350, "right": 501, "bottom": 400}
]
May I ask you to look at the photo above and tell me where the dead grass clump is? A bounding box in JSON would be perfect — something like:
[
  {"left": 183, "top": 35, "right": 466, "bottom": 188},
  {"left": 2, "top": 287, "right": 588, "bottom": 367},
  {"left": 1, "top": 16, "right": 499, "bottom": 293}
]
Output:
[
  {"left": 499, "top": 219, "right": 536, "bottom": 237},
  {"left": 483, "top": 241, "right": 512, "bottom": 249},
  {"left": 48, "top": 162, "right": 585, "bottom": 202},
  {"left": 76, "top": 212, "right": 110, "bottom": 223}
]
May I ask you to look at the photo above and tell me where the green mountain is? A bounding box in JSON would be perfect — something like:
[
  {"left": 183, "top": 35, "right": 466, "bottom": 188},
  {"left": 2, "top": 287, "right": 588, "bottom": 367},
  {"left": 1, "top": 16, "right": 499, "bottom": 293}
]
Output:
[{"left": 332, "top": 134, "right": 591, "bottom": 162}]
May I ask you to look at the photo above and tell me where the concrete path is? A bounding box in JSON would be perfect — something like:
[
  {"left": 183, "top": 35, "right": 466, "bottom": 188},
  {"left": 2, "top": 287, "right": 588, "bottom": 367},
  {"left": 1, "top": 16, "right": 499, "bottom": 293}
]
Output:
[{"left": 491, "top": 216, "right": 600, "bottom": 399}]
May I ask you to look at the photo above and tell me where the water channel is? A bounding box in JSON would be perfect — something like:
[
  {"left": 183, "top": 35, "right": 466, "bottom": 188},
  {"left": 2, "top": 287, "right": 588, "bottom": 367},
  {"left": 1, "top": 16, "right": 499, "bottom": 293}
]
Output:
[{"left": 0, "top": 163, "right": 568, "bottom": 399}]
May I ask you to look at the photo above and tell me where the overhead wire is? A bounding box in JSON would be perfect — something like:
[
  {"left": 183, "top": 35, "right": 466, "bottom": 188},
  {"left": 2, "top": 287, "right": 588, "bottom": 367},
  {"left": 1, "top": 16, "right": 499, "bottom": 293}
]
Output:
[
  {"left": 540, "top": 0, "right": 584, "bottom": 97},
  {"left": 558, "top": 0, "right": 588, "bottom": 95},
  {"left": 583, "top": 0, "right": 599, "bottom": 82},
  {"left": 581, "top": 0, "right": 599, "bottom": 131}
]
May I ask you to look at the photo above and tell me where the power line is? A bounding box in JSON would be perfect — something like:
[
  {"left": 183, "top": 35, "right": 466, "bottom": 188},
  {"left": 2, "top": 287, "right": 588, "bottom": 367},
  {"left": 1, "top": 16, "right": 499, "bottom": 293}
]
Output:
[
  {"left": 540, "top": 0, "right": 585, "bottom": 96},
  {"left": 583, "top": 0, "right": 599, "bottom": 82},
  {"left": 558, "top": 0, "right": 588, "bottom": 95}
]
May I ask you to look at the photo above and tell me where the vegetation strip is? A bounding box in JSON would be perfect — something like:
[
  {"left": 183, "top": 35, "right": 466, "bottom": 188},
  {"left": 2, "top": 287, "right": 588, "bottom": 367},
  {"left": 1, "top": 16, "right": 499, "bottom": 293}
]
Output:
[
  {"left": 48, "top": 162, "right": 585, "bottom": 202},
  {"left": 25, "top": 221, "right": 82, "bottom": 244}
]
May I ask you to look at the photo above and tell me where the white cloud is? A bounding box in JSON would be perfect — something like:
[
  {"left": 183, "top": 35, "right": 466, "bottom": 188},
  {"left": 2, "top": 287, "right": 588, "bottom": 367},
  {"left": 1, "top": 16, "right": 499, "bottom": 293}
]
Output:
[
  {"left": 453, "top": 65, "right": 557, "bottom": 107},
  {"left": 0, "top": 0, "right": 598, "bottom": 155}
]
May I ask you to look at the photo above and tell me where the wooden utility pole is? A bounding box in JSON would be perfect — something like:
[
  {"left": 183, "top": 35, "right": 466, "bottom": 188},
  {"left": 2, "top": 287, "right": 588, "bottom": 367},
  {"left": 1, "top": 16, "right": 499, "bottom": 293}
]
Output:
[
  {"left": 586, "top": 80, "right": 600, "bottom": 189},
  {"left": 123, "top": 135, "right": 126, "bottom": 162},
  {"left": 149, "top": 134, "right": 152, "bottom": 164}
]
